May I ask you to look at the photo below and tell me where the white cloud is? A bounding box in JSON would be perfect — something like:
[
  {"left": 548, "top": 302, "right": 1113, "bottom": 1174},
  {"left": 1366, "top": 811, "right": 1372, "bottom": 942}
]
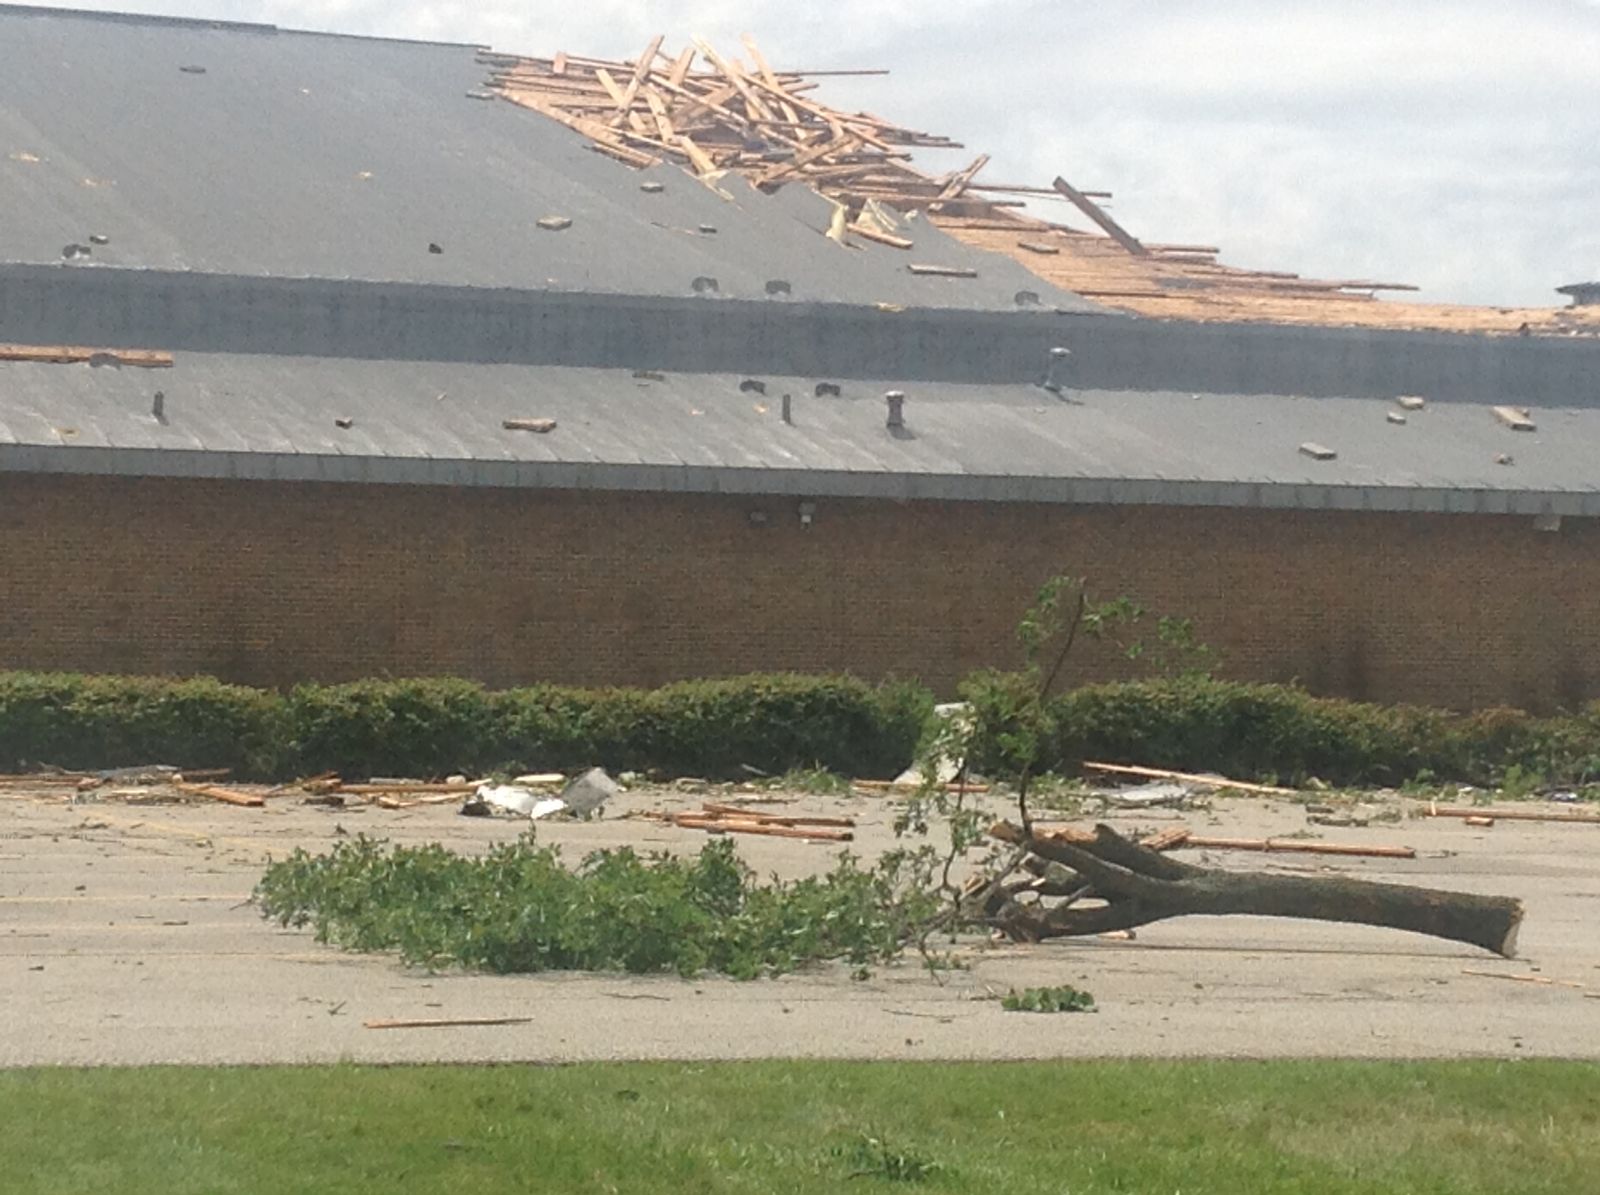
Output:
[{"left": 27, "top": 0, "right": 1600, "bottom": 303}]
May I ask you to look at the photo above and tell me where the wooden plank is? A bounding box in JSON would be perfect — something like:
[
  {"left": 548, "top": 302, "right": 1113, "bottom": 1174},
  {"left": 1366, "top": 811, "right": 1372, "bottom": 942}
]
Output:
[
  {"left": 551, "top": 51, "right": 568, "bottom": 75},
  {"left": 668, "top": 815, "right": 852, "bottom": 842},
  {"left": 1425, "top": 805, "right": 1600, "bottom": 825},
  {"left": 175, "top": 783, "right": 265, "bottom": 808},
  {"left": 848, "top": 222, "right": 913, "bottom": 250},
  {"left": 739, "top": 34, "right": 799, "bottom": 123},
  {"left": 666, "top": 46, "right": 696, "bottom": 87},
  {"left": 606, "top": 35, "right": 664, "bottom": 129},
  {"left": 936, "top": 153, "right": 990, "bottom": 200},
  {"left": 1460, "top": 969, "right": 1587, "bottom": 990},
  {"left": 1017, "top": 240, "right": 1060, "bottom": 255},
  {"left": 1299, "top": 442, "right": 1338, "bottom": 461},
  {"left": 1080, "top": 761, "right": 1298, "bottom": 796},
  {"left": 698, "top": 802, "right": 856, "bottom": 828},
  {"left": 0, "top": 344, "right": 173, "bottom": 368},
  {"left": 364, "top": 1016, "right": 534, "bottom": 1030},
  {"left": 1051, "top": 176, "right": 1149, "bottom": 255},
  {"left": 907, "top": 263, "right": 979, "bottom": 278},
  {"left": 333, "top": 781, "right": 482, "bottom": 795},
  {"left": 692, "top": 37, "right": 775, "bottom": 122},
  {"left": 1493, "top": 405, "right": 1536, "bottom": 431}
]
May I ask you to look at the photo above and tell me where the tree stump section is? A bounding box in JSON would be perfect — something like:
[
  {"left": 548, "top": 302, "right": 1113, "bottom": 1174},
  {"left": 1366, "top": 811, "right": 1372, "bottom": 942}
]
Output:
[{"left": 987, "top": 823, "right": 1523, "bottom": 957}]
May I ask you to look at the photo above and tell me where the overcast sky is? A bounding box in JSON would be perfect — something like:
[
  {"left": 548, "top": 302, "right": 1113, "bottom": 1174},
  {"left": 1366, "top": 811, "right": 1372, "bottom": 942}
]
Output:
[{"left": 49, "top": 0, "right": 1600, "bottom": 305}]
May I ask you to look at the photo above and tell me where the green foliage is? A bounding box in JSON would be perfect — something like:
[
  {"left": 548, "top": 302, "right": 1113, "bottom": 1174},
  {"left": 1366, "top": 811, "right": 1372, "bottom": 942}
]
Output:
[
  {"left": 0, "top": 672, "right": 282, "bottom": 775},
  {"left": 964, "top": 674, "right": 1600, "bottom": 788},
  {"left": 774, "top": 766, "right": 852, "bottom": 795},
  {"left": 0, "top": 671, "right": 929, "bottom": 782},
  {"left": 1001, "top": 985, "right": 1097, "bottom": 1013},
  {"left": 254, "top": 835, "right": 931, "bottom": 980},
  {"left": 836, "top": 1133, "right": 945, "bottom": 1182}
]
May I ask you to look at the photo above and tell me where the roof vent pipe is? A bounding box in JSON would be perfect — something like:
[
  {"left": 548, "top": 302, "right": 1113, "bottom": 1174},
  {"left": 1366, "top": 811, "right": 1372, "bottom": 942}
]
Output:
[
  {"left": 1042, "top": 346, "right": 1071, "bottom": 394},
  {"left": 884, "top": 390, "right": 906, "bottom": 429}
]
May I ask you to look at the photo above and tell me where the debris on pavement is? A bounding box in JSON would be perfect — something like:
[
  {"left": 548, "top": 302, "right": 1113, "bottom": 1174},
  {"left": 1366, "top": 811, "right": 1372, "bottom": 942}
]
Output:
[
  {"left": 646, "top": 803, "right": 855, "bottom": 842},
  {"left": 1099, "top": 781, "right": 1192, "bottom": 809},
  {"left": 460, "top": 783, "right": 569, "bottom": 820},
  {"left": 1081, "top": 761, "right": 1298, "bottom": 796},
  {"left": 1426, "top": 803, "right": 1600, "bottom": 825},
  {"left": 1461, "top": 969, "right": 1587, "bottom": 990},
  {"left": 363, "top": 1016, "right": 535, "bottom": 1030},
  {"left": 559, "top": 767, "right": 619, "bottom": 819}
]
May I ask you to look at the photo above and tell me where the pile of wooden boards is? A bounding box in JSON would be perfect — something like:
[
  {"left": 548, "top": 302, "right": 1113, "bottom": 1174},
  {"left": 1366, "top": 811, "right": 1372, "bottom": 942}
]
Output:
[
  {"left": 646, "top": 802, "right": 855, "bottom": 842},
  {"left": 483, "top": 35, "right": 1010, "bottom": 219}
]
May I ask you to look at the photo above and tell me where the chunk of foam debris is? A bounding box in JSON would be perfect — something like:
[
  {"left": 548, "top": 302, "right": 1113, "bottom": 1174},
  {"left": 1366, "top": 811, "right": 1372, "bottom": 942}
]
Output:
[
  {"left": 560, "top": 767, "right": 619, "bottom": 819},
  {"left": 462, "top": 784, "right": 568, "bottom": 820}
]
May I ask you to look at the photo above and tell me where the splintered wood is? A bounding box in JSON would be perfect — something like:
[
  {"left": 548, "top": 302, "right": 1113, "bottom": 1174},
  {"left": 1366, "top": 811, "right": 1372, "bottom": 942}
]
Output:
[
  {"left": 648, "top": 803, "right": 854, "bottom": 842},
  {"left": 0, "top": 344, "right": 174, "bottom": 368},
  {"left": 477, "top": 36, "right": 1600, "bottom": 335},
  {"left": 485, "top": 36, "right": 976, "bottom": 219}
]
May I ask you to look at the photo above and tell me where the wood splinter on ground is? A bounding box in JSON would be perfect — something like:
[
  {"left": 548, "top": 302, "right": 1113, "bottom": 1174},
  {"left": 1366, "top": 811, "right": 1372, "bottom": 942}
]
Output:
[
  {"left": 985, "top": 822, "right": 1522, "bottom": 957},
  {"left": 174, "top": 782, "right": 265, "bottom": 808},
  {"left": 648, "top": 803, "right": 855, "bottom": 841},
  {"left": 1426, "top": 804, "right": 1600, "bottom": 825},
  {"left": 363, "top": 1016, "right": 535, "bottom": 1030},
  {"left": 1080, "top": 761, "right": 1298, "bottom": 796}
]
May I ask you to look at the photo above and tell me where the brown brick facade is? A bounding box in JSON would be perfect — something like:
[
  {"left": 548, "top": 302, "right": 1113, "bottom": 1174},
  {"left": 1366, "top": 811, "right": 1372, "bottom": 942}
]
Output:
[{"left": 2, "top": 473, "right": 1595, "bottom": 711}]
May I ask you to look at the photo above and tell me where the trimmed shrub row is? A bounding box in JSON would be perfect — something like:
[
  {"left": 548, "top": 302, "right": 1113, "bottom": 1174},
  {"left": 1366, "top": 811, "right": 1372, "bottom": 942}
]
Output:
[
  {"left": 965, "top": 674, "right": 1600, "bottom": 788},
  {"left": 5, "top": 670, "right": 1600, "bottom": 787},
  {"left": 0, "top": 672, "right": 930, "bottom": 782}
]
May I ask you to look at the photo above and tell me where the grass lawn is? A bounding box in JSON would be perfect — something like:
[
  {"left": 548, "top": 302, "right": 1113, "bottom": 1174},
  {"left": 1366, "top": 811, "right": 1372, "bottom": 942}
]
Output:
[{"left": 3, "top": 1059, "right": 1598, "bottom": 1194}]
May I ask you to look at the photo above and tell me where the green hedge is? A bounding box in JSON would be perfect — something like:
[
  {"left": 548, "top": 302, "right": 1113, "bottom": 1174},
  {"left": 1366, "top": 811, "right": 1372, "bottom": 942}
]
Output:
[
  {"left": 964, "top": 673, "right": 1600, "bottom": 787},
  {"left": 0, "top": 672, "right": 930, "bottom": 782},
  {"left": 7, "top": 669, "right": 1600, "bottom": 787}
]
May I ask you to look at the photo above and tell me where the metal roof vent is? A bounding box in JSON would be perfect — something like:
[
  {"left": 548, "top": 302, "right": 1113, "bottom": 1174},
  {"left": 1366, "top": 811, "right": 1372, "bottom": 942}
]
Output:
[
  {"left": 885, "top": 390, "right": 906, "bottom": 429},
  {"left": 1041, "top": 346, "right": 1071, "bottom": 393}
]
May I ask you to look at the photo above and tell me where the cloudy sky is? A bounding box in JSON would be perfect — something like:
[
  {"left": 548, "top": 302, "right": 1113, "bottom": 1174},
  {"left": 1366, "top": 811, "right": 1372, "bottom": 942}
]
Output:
[{"left": 52, "top": 0, "right": 1600, "bottom": 305}]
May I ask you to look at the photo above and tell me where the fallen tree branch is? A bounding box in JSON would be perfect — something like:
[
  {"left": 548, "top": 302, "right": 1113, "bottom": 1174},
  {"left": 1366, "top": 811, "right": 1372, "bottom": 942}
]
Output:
[{"left": 989, "top": 822, "right": 1523, "bottom": 956}]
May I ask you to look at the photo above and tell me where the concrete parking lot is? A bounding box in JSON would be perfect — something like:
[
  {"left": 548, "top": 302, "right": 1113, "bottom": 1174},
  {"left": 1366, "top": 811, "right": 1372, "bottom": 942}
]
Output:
[{"left": 4, "top": 783, "right": 1598, "bottom": 1066}]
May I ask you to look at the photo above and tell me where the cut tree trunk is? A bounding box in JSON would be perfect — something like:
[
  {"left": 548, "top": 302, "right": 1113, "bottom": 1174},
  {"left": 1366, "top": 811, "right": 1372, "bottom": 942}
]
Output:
[{"left": 987, "top": 822, "right": 1523, "bottom": 957}]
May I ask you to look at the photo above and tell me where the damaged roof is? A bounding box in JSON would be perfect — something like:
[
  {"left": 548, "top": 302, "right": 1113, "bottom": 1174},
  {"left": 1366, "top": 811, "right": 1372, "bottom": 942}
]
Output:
[
  {"left": 486, "top": 37, "right": 1600, "bottom": 338},
  {"left": 0, "top": 5, "right": 1093, "bottom": 312},
  {"left": 3, "top": 349, "right": 1597, "bottom": 516}
]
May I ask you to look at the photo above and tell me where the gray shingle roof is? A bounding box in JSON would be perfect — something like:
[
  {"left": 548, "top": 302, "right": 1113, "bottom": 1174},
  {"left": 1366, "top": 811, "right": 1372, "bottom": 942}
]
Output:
[
  {"left": 2, "top": 351, "right": 1593, "bottom": 514},
  {"left": 0, "top": 5, "right": 1097, "bottom": 313}
]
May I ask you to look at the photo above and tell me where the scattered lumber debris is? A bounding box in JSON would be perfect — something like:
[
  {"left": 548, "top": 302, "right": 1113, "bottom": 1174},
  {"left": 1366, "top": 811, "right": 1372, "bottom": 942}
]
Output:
[
  {"left": 1426, "top": 804, "right": 1600, "bottom": 825},
  {"left": 477, "top": 36, "right": 1512, "bottom": 334},
  {"left": 0, "top": 344, "right": 174, "bottom": 368},
  {"left": 1460, "top": 968, "right": 1586, "bottom": 990},
  {"left": 363, "top": 1016, "right": 534, "bottom": 1030},
  {"left": 503, "top": 417, "right": 557, "bottom": 433},
  {"left": 647, "top": 803, "right": 854, "bottom": 842},
  {"left": 173, "top": 782, "right": 265, "bottom": 808},
  {"left": 1080, "top": 762, "right": 1297, "bottom": 796},
  {"left": 1492, "top": 405, "right": 1536, "bottom": 431},
  {"left": 986, "top": 822, "right": 1523, "bottom": 956}
]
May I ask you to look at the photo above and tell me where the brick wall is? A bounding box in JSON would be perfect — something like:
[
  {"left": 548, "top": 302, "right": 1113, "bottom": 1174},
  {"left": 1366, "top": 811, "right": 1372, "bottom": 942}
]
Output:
[{"left": 2, "top": 473, "right": 1595, "bottom": 711}]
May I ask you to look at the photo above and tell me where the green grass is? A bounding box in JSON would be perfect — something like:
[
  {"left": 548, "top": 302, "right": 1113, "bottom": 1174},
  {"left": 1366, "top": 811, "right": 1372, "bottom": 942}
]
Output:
[{"left": 4, "top": 1060, "right": 1599, "bottom": 1193}]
